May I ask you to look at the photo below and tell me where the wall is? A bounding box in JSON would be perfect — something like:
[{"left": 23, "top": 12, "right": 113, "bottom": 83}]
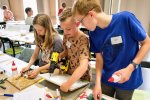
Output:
[
  {"left": 9, "top": 0, "right": 24, "bottom": 20},
  {"left": 36, "top": 0, "right": 56, "bottom": 24},
  {"left": 120, "top": 0, "right": 150, "bottom": 34},
  {"left": 0, "top": 8, "right": 3, "bottom": 21},
  {"left": 0, "top": 0, "right": 24, "bottom": 20},
  {"left": 0, "top": 0, "right": 9, "bottom": 8},
  {"left": 58, "top": 0, "right": 74, "bottom": 8},
  {"left": 36, "top": 0, "right": 50, "bottom": 15},
  {"left": 50, "top": 0, "right": 56, "bottom": 24}
]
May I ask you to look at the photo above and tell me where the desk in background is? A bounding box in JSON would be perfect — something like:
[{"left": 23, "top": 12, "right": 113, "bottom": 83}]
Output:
[{"left": 0, "top": 52, "right": 118, "bottom": 100}]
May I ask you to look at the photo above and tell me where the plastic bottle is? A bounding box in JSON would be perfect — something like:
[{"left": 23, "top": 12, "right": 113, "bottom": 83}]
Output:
[
  {"left": 108, "top": 74, "right": 121, "bottom": 83},
  {"left": 11, "top": 61, "right": 18, "bottom": 77}
]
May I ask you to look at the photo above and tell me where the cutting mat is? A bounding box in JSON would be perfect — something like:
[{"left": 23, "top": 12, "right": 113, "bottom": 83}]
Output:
[{"left": 7, "top": 76, "right": 42, "bottom": 90}]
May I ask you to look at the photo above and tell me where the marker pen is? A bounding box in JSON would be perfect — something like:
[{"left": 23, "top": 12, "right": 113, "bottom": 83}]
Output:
[
  {"left": 56, "top": 89, "right": 61, "bottom": 100},
  {"left": 0, "top": 94, "right": 13, "bottom": 97}
]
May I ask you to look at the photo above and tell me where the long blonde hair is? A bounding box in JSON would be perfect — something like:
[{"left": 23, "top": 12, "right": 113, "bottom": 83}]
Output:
[{"left": 33, "top": 14, "right": 57, "bottom": 49}]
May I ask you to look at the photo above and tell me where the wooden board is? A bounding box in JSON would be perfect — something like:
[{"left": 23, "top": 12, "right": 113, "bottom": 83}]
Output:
[
  {"left": 7, "top": 76, "right": 42, "bottom": 90},
  {"left": 0, "top": 74, "right": 19, "bottom": 100}
]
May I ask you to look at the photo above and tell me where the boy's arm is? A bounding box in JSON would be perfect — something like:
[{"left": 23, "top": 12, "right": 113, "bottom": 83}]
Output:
[
  {"left": 127, "top": 35, "right": 150, "bottom": 73},
  {"left": 59, "top": 37, "right": 68, "bottom": 59},
  {"left": 95, "top": 53, "right": 103, "bottom": 87},
  {"left": 132, "top": 35, "right": 150, "bottom": 66},
  {"left": 115, "top": 35, "right": 150, "bottom": 83},
  {"left": 93, "top": 53, "right": 103, "bottom": 100},
  {"left": 37, "top": 63, "right": 50, "bottom": 72},
  {"left": 60, "top": 58, "right": 89, "bottom": 92},
  {"left": 59, "top": 50, "right": 67, "bottom": 59}
]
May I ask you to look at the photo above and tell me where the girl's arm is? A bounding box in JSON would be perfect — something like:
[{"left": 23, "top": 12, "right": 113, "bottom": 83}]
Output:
[{"left": 27, "top": 46, "right": 40, "bottom": 68}]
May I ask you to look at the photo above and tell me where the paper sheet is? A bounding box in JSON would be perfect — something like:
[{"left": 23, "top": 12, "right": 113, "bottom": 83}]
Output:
[
  {"left": 12, "top": 85, "right": 46, "bottom": 100},
  {"left": 0, "top": 57, "right": 38, "bottom": 77},
  {"left": 0, "top": 54, "right": 13, "bottom": 63}
]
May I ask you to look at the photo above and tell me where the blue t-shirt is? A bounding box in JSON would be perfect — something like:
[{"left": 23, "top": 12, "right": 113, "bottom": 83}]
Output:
[{"left": 89, "top": 11, "right": 146, "bottom": 90}]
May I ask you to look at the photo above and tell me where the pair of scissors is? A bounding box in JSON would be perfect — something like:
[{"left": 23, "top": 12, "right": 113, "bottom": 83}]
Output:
[
  {"left": 0, "top": 78, "right": 7, "bottom": 89},
  {"left": 79, "top": 92, "right": 88, "bottom": 99}
]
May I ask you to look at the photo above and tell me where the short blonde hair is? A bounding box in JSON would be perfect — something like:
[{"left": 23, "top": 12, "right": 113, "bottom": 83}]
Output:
[
  {"left": 72, "top": 0, "right": 102, "bottom": 16},
  {"left": 59, "top": 7, "right": 73, "bottom": 22}
]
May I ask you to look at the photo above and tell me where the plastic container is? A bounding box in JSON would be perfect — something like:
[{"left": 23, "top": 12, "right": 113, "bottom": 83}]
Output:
[
  {"left": 108, "top": 74, "right": 121, "bottom": 83},
  {"left": 11, "top": 61, "right": 18, "bottom": 77}
]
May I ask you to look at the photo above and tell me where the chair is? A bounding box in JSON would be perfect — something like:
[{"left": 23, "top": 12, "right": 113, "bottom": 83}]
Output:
[
  {"left": 18, "top": 48, "right": 42, "bottom": 66},
  {"left": 80, "top": 27, "right": 90, "bottom": 35},
  {"left": 29, "top": 25, "right": 34, "bottom": 32},
  {"left": 55, "top": 27, "right": 64, "bottom": 35},
  {"left": 0, "top": 22, "right": 6, "bottom": 29},
  {"left": 141, "top": 61, "right": 150, "bottom": 68},
  {"left": 0, "top": 37, "right": 24, "bottom": 57}
]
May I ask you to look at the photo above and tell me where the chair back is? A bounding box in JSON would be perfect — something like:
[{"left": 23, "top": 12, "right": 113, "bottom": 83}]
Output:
[
  {"left": 0, "top": 37, "right": 23, "bottom": 57},
  {"left": 80, "top": 27, "right": 89, "bottom": 35},
  {"left": 0, "top": 22, "right": 6, "bottom": 29}
]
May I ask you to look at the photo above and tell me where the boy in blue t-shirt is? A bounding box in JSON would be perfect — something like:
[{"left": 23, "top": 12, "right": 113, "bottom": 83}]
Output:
[{"left": 72, "top": 0, "right": 150, "bottom": 100}]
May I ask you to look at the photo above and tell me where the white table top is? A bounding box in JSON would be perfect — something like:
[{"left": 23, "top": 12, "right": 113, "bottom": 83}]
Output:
[{"left": 0, "top": 30, "right": 34, "bottom": 44}]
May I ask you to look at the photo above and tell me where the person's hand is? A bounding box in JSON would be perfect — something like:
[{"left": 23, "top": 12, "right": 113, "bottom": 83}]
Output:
[
  {"left": 20, "top": 66, "right": 30, "bottom": 74},
  {"left": 27, "top": 68, "right": 40, "bottom": 78},
  {"left": 93, "top": 84, "right": 102, "bottom": 100},
  {"left": 113, "top": 64, "right": 134, "bottom": 83},
  {"left": 60, "top": 81, "right": 71, "bottom": 92}
]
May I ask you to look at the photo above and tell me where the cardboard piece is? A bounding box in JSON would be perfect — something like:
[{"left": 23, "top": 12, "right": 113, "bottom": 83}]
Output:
[{"left": 40, "top": 73, "right": 89, "bottom": 91}]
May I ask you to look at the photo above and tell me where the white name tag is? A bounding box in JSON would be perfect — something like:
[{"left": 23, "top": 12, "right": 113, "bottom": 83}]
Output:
[
  {"left": 111, "top": 36, "right": 123, "bottom": 45},
  {"left": 66, "top": 40, "right": 71, "bottom": 48}
]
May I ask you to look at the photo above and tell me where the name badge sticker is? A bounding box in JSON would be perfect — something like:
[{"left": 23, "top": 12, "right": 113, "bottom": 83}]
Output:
[
  {"left": 66, "top": 40, "right": 71, "bottom": 48},
  {"left": 111, "top": 36, "right": 123, "bottom": 45}
]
